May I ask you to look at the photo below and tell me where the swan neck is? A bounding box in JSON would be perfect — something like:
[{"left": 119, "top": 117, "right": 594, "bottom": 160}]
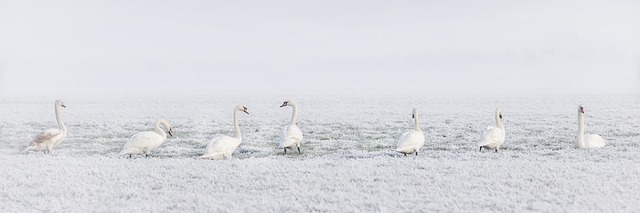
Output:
[
  {"left": 577, "top": 112, "right": 585, "bottom": 148},
  {"left": 414, "top": 113, "right": 421, "bottom": 131},
  {"left": 234, "top": 109, "right": 241, "bottom": 140},
  {"left": 55, "top": 104, "right": 66, "bottom": 133},
  {"left": 290, "top": 104, "right": 298, "bottom": 125},
  {"left": 154, "top": 120, "right": 167, "bottom": 139}
]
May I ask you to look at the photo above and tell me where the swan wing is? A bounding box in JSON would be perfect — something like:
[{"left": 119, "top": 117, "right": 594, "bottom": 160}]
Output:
[
  {"left": 584, "top": 134, "right": 606, "bottom": 148},
  {"left": 202, "top": 136, "right": 240, "bottom": 159},
  {"left": 30, "top": 128, "right": 64, "bottom": 145},
  {"left": 119, "top": 131, "right": 164, "bottom": 155},
  {"left": 279, "top": 125, "right": 303, "bottom": 148},
  {"left": 396, "top": 131, "right": 425, "bottom": 152},
  {"left": 477, "top": 126, "right": 505, "bottom": 147}
]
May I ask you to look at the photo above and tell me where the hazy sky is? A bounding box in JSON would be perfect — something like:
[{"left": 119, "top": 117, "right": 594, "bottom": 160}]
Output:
[{"left": 1, "top": 0, "right": 639, "bottom": 94}]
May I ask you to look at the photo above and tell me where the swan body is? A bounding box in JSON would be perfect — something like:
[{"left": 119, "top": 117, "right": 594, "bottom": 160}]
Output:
[
  {"left": 577, "top": 104, "right": 605, "bottom": 149},
  {"left": 395, "top": 108, "right": 425, "bottom": 156},
  {"left": 25, "top": 100, "right": 67, "bottom": 153},
  {"left": 201, "top": 105, "right": 249, "bottom": 160},
  {"left": 477, "top": 108, "right": 505, "bottom": 152},
  {"left": 119, "top": 119, "right": 173, "bottom": 157},
  {"left": 279, "top": 100, "right": 303, "bottom": 154}
]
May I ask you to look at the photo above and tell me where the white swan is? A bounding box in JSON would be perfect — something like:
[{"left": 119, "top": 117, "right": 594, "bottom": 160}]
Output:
[
  {"left": 24, "top": 99, "right": 67, "bottom": 153},
  {"left": 279, "top": 100, "right": 303, "bottom": 154},
  {"left": 576, "top": 104, "right": 605, "bottom": 149},
  {"left": 119, "top": 119, "right": 173, "bottom": 158},
  {"left": 477, "top": 107, "right": 505, "bottom": 152},
  {"left": 395, "top": 108, "right": 425, "bottom": 156},
  {"left": 201, "top": 105, "right": 249, "bottom": 160}
]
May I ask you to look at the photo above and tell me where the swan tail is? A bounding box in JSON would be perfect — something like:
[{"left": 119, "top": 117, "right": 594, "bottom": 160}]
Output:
[{"left": 23, "top": 145, "right": 36, "bottom": 153}]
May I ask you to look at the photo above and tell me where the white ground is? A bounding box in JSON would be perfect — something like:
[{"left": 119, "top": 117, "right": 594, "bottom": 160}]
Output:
[{"left": 1, "top": 93, "right": 639, "bottom": 211}]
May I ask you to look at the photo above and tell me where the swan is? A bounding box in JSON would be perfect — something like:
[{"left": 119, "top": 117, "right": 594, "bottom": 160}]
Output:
[
  {"left": 279, "top": 100, "right": 303, "bottom": 154},
  {"left": 201, "top": 105, "right": 249, "bottom": 160},
  {"left": 24, "top": 99, "right": 67, "bottom": 153},
  {"left": 395, "top": 108, "right": 425, "bottom": 156},
  {"left": 576, "top": 104, "right": 605, "bottom": 149},
  {"left": 119, "top": 119, "right": 174, "bottom": 158},
  {"left": 477, "top": 107, "right": 505, "bottom": 152}
]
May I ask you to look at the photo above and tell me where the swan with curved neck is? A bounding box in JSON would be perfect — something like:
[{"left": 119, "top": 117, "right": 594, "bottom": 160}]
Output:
[
  {"left": 279, "top": 100, "right": 303, "bottom": 154},
  {"left": 201, "top": 105, "right": 249, "bottom": 160},
  {"left": 119, "top": 119, "right": 174, "bottom": 158},
  {"left": 576, "top": 104, "right": 605, "bottom": 149},
  {"left": 395, "top": 108, "right": 425, "bottom": 156},
  {"left": 25, "top": 99, "right": 67, "bottom": 153},
  {"left": 477, "top": 107, "right": 505, "bottom": 152}
]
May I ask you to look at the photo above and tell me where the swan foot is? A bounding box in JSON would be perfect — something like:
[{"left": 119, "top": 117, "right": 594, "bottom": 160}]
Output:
[
  {"left": 495, "top": 148, "right": 498, "bottom": 152},
  {"left": 297, "top": 147, "right": 301, "bottom": 154}
]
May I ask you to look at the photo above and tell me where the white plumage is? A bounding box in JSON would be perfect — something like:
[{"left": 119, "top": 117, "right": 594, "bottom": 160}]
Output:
[
  {"left": 395, "top": 108, "right": 425, "bottom": 156},
  {"left": 201, "top": 105, "right": 249, "bottom": 160},
  {"left": 576, "top": 104, "right": 605, "bottom": 149},
  {"left": 25, "top": 99, "right": 67, "bottom": 154},
  {"left": 477, "top": 107, "right": 505, "bottom": 152},
  {"left": 279, "top": 100, "right": 303, "bottom": 154},
  {"left": 119, "top": 119, "right": 173, "bottom": 158}
]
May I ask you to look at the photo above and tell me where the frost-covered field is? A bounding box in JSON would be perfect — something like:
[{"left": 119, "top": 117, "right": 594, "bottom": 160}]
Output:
[{"left": 1, "top": 92, "right": 639, "bottom": 212}]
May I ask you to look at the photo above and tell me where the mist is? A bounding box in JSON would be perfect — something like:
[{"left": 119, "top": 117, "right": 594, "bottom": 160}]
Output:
[{"left": 0, "top": 0, "right": 639, "bottom": 95}]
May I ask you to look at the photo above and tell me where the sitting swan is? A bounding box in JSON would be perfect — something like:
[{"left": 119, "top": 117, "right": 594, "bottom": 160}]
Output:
[
  {"left": 119, "top": 119, "right": 173, "bottom": 158},
  {"left": 24, "top": 99, "right": 67, "bottom": 154},
  {"left": 576, "top": 104, "right": 605, "bottom": 149},
  {"left": 279, "top": 100, "right": 303, "bottom": 154},
  {"left": 201, "top": 105, "right": 249, "bottom": 160},
  {"left": 477, "top": 107, "right": 505, "bottom": 152},
  {"left": 395, "top": 108, "right": 425, "bottom": 156}
]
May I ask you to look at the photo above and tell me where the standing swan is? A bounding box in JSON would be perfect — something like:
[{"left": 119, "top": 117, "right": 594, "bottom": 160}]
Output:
[
  {"left": 279, "top": 100, "right": 303, "bottom": 154},
  {"left": 477, "top": 107, "right": 505, "bottom": 152},
  {"left": 395, "top": 108, "right": 425, "bottom": 156},
  {"left": 576, "top": 104, "right": 605, "bottom": 148},
  {"left": 119, "top": 119, "right": 174, "bottom": 158},
  {"left": 25, "top": 99, "right": 67, "bottom": 153},
  {"left": 201, "top": 105, "right": 249, "bottom": 160}
]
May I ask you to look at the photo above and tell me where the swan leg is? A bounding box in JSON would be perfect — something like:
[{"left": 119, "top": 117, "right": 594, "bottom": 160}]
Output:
[
  {"left": 297, "top": 147, "right": 301, "bottom": 154},
  {"left": 403, "top": 153, "right": 407, "bottom": 156},
  {"left": 495, "top": 148, "right": 498, "bottom": 152},
  {"left": 284, "top": 148, "right": 287, "bottom": 154},
  {"left": 479, "top": 147, "right": 483, "bottom": 152},
  {"left": 415, "top": 152, "right": 418, "bottom": 156}
]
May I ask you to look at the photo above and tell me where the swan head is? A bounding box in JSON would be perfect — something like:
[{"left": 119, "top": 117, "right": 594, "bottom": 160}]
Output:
[
  {"left": 236, "top": 105, "right": 249, "bottom": 114},
  {"left": 496, "top": 107, "right": 503, "bottom": 119},
  {"left": 55, "top": 99, "right": 66, "bottom": 108},
  {"left": 578, "top": 104, "right": 585, "bottom": 114},
  {"left": 167, "top": 127, "right": 174, "bottom": 137},
  {"left": 412, "top": 108, "right": 417, "bottom": 119},
  {"left": 280, "top": 100, "right": 295, "bottom": 108}
]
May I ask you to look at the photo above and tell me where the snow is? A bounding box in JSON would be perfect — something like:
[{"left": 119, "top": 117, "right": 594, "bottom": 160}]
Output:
[{"left": 1, "top": 93, "right": 639, "bottom": 211}]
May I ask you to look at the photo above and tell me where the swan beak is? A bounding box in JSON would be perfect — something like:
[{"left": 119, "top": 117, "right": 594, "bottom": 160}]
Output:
[
  {"left": 280, "top": 104, "right": 287, "bottom": 108},
  {"left": 499, "top": 114, "right": 502, "bottom": 119},
  {"left": 244, "top": 110, "right": 250, "bottom": 114},
  {"left": 61, "top": 104, "right": 67, "bottom": 108},
  {"left": 580, "top": 107, "right": 584, "bottom": 113},
  {"left": 167, "top": 129, "right": 173, "bottom": 137}
]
